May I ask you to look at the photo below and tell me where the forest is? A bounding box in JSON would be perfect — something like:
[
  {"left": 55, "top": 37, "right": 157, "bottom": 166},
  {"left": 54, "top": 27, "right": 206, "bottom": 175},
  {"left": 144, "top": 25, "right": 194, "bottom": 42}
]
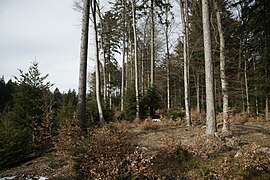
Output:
[{"left": 0, "top": 0, "right": 270, "bottom": 179}]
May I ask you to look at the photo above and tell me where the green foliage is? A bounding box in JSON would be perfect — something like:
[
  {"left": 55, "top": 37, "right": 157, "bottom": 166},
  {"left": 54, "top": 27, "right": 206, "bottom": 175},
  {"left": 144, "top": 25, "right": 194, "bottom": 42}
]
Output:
[
  {"left": 70, "top": 139, "right": 91, "bottom": 176},
  {"left": 176, "top": 146, "right": 189, "bottom": 165},
  {"left": 0, "top": 111, "right": 32, "bottom": 168},
  {"left": 167, "top": 107, "right": 185, "bottom": 120},
  {"left": 140, "top": 86, "right": 161, "bottom": 119},
  {"left": 86, "top": 91, "right": 114, "bottom": 125},
  {"left": 0, "top": 78, "right": 16, "bottom": 112},
  {"left": 123, "top": 85, "right": 137, "bottom": 121},
  {"left": 0, "top": 62, "right": 55, "bottom": 168},
  {"left": 57, "top": 89, "right": 77, "bottom": 120}
]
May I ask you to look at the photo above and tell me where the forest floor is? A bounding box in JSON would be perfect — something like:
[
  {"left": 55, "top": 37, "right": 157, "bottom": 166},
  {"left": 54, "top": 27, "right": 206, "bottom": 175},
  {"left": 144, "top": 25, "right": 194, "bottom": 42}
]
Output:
[{"left": 1, "top": 113, "right": 270, "bottom": 179}]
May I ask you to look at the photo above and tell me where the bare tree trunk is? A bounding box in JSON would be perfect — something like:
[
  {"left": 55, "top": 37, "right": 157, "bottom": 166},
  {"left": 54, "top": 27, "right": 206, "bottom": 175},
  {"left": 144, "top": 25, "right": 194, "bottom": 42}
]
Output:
[
  {"left": 202, "top": 0, "right": 216, "bottom": 135},
  {"left": 214, "top": 0, "right": 229, "bottom": 131},
  {"left": 121, "top": 0, "right": 126, "bottom": 113},
  {"left": 253, "top": 61, "right": 259, "bottom": 116},
  {"left": 103, "top": 60, "right": 107, "bottom": 101},
  {"left": 141, "top": 47, "right": 145, "bottom": 93},
  {"left": 266, "top": 95, "right": 269, "bottom": 121},
  {"left": 196, "top": 73, "right": 200, "bottom": 113},
  {"left": 184, "top": 0, "right": 191, "bottom": 126},
  {"left": 132, "top": 0, "right": 140, "bottom": 118},
  {"left": 78, "top": 0, "right": 90, "bottom": 132},
  {"left": 244, "top": 59, "right": 250, "bottom": 114},
  {"left": 165, "top": 0, "right": 170, "bottom": 110},
  {"left": 180, "top": 0, "right": 191, "bottom": 126},
  {"left": 239, "top": 78, "right": 244, "bottom": 112},
  {"left": 150, "top": 0, "right": 155, "bottom": 87},
  {"left": 91, "top": 0, "right": 104, "bottom": 123},
  {"left": 98, "top": 15, "right": 107, "bottom": 102},
  {"left": 108, "top": 72, "right": 112, "bottom": 109}
]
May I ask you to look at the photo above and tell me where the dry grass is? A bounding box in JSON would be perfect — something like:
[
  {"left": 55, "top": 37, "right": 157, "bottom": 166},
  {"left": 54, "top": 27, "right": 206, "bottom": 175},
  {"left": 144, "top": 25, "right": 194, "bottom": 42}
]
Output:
[{"left": 1, "top": 114, "right": 270, "bottom": 179}]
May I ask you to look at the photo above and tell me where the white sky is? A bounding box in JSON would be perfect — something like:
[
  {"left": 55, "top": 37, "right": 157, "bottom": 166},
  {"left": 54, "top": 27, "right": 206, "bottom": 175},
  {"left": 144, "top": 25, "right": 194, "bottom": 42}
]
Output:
[{"left": 0, "top": 0, "right": 90, "bottom": 93}]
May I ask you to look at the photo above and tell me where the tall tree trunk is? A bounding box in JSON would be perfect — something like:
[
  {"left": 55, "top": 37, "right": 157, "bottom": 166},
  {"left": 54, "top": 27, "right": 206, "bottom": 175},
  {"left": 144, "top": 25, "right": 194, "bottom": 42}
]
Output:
[
  {"left": 180, "top": 0, "right": 191, "bottom": 126},
  {"left": 121, "top": 0, "right": 126, "bottom": 113},
  {"left": 165, "top": 0, "right": 170, "bottom": 110},
  {"left": 78, "top": 0, "right": 90, "bottom": 132},
  {"left": 214, "top": 0, "right": 229, "bottom": 131},
  {"left": 253, "top": 61, "right": 259, "bottom": 116},
  {"left": 92, "top": 0, "right": 104, "bottom": 123},
  {"left": 202, "top": 0, "right": 216, "bottom": 135},
  {"left": 109, "top": 72, "right": 112, "bottom": 109},
  {"left": 266, "top": 66, "right": 269, "bottom": 121},
  {"left": 196, "top": 73, "right": 200, "bottom": 113},
  {"left": 98, "top": 16, "right": 107, "bottom": 102},
  {"left": 244, "top": 59, "right": 250, "bottom": 114},
  {"left": 132, "top": 0, "right": 140, "bottom": 119},
  {"left": 150, "top": 0, "right": 155, "bottom": 87},
  {"left": 266, "top": 95, "right": 269, "bottom": 121}
]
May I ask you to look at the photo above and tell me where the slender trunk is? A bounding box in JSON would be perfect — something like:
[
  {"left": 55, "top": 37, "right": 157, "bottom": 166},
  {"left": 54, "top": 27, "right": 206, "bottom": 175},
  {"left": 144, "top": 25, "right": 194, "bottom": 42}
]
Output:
[
  {"left": 132, "top": 0, "right": 140, "bottom": 118},
  {"left": 202, "top": 0, "right": 216, "bottom": 135},
  {"left": 150, "top": 0, "right": 155, "bottom": 87},
  {"left": 253, "top": 61, "right": 259, "bottom": 116},
  {"left": 141, "top": 47, "right": 144, "bottom": 93},
  {"left": 92, "top": 0, "right": 104, "bottom": 123},
  {"left": 78, "top": 0, "right": 90, "bottom": 132},
  {"left": 266, "top": 66, "right": 269, "bottom": 121},
  {"left": 241, "top": 78, "right": 245, "bottom": 112},
  {"left": 103, "top": 55, "right": 107, "bottom": 101},
  {"left": 180, "top": 0, "right": 191, "bottom": 126},
  {"left": 121, "top": 32, "right": 125, "bottom": 113},
  {"left": 196, "top": 73, "right": 200, "bottom": 113},
  {"left": 244, "top": 59, "right": 250, "bottom": 113},
  {"left": 165, "top": 0, "right": 170, "bottom": 110},
  {"left": 214, "top": 0, "right": 229, "bottom": 131},
  {"left": 266, "top": 95, "right": 269, "bottom": 121},
  {"left": 121, "top": 0, "right": 126, "bottom": 113},
  {"left": 185, "top": 0, "right": 191, "bottom": 126},
  {"left": 109, "top": 72, "right": 112, "bottom": 109},
  {"left": 99, "top": 17, "right": 107, "bottom": 102},
  {"left": 201, "top": 81, "right": 204, "bottom": 112}
]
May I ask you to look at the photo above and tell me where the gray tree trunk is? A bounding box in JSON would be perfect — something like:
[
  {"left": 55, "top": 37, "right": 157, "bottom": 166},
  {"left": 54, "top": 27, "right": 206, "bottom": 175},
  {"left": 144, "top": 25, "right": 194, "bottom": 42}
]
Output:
[
  {"left": 180, "top": 0, "right": 191, "bottom": 126},
  {"left": 78, "top": 0, "right": 90, "bottom": 131},
  {"left": 253, "top": 61, "right": 259, "bottom": 116},
  {"left": 121, "top": 0, "right": 126, "bottom": 113},
  {"left": 202, "top": 0, "right": 216, "bottom": 135},
  {"left": 91, "top": 0, "right": 104, "bottom": 123},
  {"left": 150, "top": 0, "right": 155, "bottom": 87},
  {"left": 98, "top": 17, "right": 107, "bottom": 102},
  {"left": 214, "top": 0, "right": 229, "bottom": 132},
  {"left": 196, "top": 73, "right": 200, "bottom": 113},
  {"left": 165, "top": 0, "right": 170, "bottom": 110},
  {"left": 266, "top": 95, "right": 269, "bottom": 121},
  {"left": 244, "top": 59, "right": 250, "bottom": 113},
  {"left": 132, "top": 0, "right": 140, "bottom": 118},
  {"left": 109, "top": 72, "right": 112, "bottom": 109}
]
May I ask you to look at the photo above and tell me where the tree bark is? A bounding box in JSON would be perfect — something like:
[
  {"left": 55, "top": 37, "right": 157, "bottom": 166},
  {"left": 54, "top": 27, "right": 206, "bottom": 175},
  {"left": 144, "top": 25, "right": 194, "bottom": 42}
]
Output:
[
  {"left": 202, "top": 0, "right": 216, "bottom": 135},
  {"left": 214, "top": 0, "right": 229, "bottom": 131},
  {"left": 165, "top": 0, "right": 170, "bottom": 110},
  {"left": 196, "top": 73, "right": 200, "bottom": 113},
  {"left": 266, "top": 95, "right": 269, "bottom": 121},
  {"left": 78, "top": 0, "right": 90, "bottom": 132},
  {"left": 244, "top": 59, "right": 250, "bottom": 114},
  {"left": 121, "top": 0, "right": 126, "bottom": 113},
  {"left": 91, "top": 0, "right": 104, "bottom": 123},
  {"left": 150, "top": 0, "right": 155, "bottom": 87},
  {"left": 132, "top": 0, "right": 140, "bottom": 118},
  {"left": 180, "top": 0, "right": 191, "bottom": 126}
]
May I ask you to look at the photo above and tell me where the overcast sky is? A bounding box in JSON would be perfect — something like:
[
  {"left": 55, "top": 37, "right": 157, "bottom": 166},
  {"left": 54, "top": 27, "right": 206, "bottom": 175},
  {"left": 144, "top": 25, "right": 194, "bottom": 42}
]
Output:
[{"left": 0, "top": 0, "right": 92, "bottom": 93}]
